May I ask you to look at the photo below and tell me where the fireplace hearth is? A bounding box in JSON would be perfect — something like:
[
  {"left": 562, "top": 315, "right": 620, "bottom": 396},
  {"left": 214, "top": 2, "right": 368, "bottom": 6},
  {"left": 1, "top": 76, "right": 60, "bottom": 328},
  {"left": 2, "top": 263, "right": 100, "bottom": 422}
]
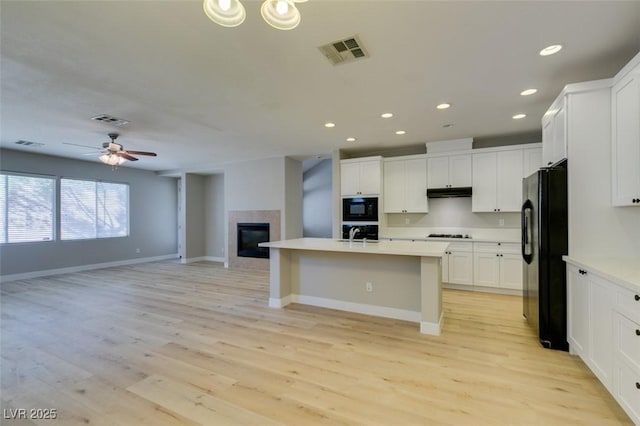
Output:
[{"left": 237, "top": 223, "right": 270, "bottom": 259}]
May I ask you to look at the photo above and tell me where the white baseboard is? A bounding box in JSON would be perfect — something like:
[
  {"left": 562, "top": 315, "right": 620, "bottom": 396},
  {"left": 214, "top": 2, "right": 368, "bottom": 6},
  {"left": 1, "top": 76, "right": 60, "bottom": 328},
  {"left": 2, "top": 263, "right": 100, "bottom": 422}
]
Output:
[
  {"left": 443, "top": 283, "right": 522, "bottom": 297},
  {"left": 420, "top": 311, "right": 444, "bottom": 336},
  {"left": 0, "top": 254, "right": 179, "bottom": 283},
  {"left": 269, "top": 295, "right": 292, "bottom": 308},
  {"left": 291, "top": 294, "right": 420, "bottom": 323},
  {"left": 181, "top": 256, "right": 225, "bottom": 264}
]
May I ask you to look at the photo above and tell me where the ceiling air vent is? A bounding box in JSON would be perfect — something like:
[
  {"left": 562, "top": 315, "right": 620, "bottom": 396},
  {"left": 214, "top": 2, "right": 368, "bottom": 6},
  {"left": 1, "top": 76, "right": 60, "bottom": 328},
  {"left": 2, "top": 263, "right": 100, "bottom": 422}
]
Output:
[
  {"left": 91, "top": 114, "right": 130, "bottom": 127},
  {"left": 15, "top": 140, "right": 44, "bottom": 148},
  {"left": 318, "top": 35, "right": 369, "bottom": 66}
]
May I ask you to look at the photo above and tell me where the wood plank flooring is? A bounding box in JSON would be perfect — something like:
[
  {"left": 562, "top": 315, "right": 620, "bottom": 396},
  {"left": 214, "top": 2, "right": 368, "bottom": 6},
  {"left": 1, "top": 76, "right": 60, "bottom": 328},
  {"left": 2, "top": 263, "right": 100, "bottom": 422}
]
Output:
[{"left": 0, "top": 261, "right": 633, "bottom": 425}]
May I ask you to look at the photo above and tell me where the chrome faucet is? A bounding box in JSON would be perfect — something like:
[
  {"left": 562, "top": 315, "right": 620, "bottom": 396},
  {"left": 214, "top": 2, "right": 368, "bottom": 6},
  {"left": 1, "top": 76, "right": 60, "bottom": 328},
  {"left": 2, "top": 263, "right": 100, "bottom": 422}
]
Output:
[{"left": 348, "top": 227, "right": 360, "bottom": 242}]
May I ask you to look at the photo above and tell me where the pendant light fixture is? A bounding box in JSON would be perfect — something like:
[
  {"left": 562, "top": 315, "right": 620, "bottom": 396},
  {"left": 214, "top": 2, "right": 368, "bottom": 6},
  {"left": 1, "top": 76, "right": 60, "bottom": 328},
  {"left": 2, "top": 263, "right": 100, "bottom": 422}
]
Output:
[
  {"left": 261, "top": 0, "right": 300, "bottom": 30},
  {"left": 203, "top": 0, "right": 306, "bottom": 30},
  {"left": 203, "top": 0, "right": 246, "bottom": 28}
]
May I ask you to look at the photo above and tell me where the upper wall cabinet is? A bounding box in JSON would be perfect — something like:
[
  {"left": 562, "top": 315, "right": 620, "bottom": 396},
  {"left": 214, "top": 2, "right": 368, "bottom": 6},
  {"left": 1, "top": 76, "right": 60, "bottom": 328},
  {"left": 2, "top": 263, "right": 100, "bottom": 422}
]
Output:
[
  {"left": 472, "top": 149, "right": 524, "bottom": 212},
  {"left": 427, "top": 154, "right": 471, "bottom": 189},
  {"left": 542, "top": 96, "right": 567, "bottom": 167},
  {"left": 611, "top": 59, "right": 640, "bottom": 207},
  {"left": 523, "top": 147, "right": 542, "bottom": 178},
  {"left": 383, "top": 155, "right": 428, "bottom": 213},
  {"left": 340, "top": 156, "right": 382, "bottom": 196}
]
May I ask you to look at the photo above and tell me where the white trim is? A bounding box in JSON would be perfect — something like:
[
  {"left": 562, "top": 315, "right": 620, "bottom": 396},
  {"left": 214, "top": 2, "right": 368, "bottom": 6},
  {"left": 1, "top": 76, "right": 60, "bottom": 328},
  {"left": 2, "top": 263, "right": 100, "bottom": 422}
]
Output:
[
  {"left": 181, "top": 256, "right": 224, "bottom": 264},
  {"left": 269, "top": 295, "right": 292, "bottom": 308},
  {"left": 472, "top": 286, "right": 523, "bottom": 296},
  {"left": 291, "top": 294, "right": 420, "bottom": 322},
  {"left": 0, "top": 254, "right": 179, "bottom": 283},
  {"left": 420, "top": 311, "right": 444, "bottom": 336}
]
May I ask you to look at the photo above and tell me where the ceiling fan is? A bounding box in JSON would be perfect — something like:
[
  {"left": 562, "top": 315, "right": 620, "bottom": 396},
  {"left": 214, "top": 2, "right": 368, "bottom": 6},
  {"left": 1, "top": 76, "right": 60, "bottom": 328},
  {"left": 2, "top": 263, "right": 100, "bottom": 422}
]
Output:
[{"left": 98, "top": 133, "right": 157, "bottom": 166}]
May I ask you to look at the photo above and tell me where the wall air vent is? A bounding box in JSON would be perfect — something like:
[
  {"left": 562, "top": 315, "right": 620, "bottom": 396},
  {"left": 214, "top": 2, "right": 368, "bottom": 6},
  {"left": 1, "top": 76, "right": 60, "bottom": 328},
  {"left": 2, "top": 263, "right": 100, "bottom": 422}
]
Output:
[
  {"left": 15, "top": 140, "right": 44, "bottom": 148},
  {"left": 91, "top": 114, "right": 130, "bottom": 127},
  {"left": 318, "top": 35, "right": 369, "bottom": 66}
]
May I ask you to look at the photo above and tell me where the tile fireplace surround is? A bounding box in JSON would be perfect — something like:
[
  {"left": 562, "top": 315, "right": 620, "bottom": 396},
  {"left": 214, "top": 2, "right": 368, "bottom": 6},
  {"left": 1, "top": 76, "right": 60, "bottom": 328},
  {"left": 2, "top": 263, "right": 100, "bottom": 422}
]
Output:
[{"left": 228, "top": 210, "right": 280, "bottom": 270}]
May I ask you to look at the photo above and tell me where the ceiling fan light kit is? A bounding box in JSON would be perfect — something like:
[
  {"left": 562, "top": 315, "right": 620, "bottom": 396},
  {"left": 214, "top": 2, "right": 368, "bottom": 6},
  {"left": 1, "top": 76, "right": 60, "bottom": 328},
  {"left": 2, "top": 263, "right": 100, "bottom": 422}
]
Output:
[
  {"left": 97, "top": 133, "right": 157, "bottom": 169},
  {"left": 203, "top": 0, "right": 305, "bottom": 30}
]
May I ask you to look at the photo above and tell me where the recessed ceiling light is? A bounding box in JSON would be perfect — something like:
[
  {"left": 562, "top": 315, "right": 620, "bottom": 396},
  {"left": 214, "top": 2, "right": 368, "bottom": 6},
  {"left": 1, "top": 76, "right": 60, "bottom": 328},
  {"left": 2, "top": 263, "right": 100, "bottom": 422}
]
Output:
[
  {"left": 520, "top": 88, "right": 538, "bottom": 96},
  {"left": 324, "top": 122, "right": 335, "bottom": 128},
  {"left": 381, "top": 113, "right": 393, "bottom": 118},
  {"left": 346, "top": 137, "right": 356, "bottom": 142},
  {"left": 539, "top": 44, "right": 562, "bottom": 56},
  {"left": 395, "top": 130, "right": 406, "bottom": 135},
  {"left": 512, "top": 113, "right": 527, "bottom": 120},
  {"left": 436, "top": 103, "right": 451, "bottom": 110},
  {"left": 442, "top": 123, "right": 455, "bottom": 128}
]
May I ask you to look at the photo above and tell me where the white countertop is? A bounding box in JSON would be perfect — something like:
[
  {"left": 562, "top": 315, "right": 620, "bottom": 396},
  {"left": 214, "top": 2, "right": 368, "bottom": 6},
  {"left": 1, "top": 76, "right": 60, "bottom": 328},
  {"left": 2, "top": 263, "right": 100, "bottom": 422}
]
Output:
[
  {"left": 380, "top": 227, "right": 521, "bottom": 244},
  {"left": 260, "top": 238, "right": 449, "bottom": 257},
  {"left": 563, "top": 256, "right": 640, "bottom": 292}
]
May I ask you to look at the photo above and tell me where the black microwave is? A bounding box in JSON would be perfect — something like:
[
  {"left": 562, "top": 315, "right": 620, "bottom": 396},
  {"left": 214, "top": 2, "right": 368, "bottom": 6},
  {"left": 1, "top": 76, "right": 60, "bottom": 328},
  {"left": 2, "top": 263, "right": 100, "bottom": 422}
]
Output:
[{"left": 342, "top": 197, "right": 378, "bottom": 222}]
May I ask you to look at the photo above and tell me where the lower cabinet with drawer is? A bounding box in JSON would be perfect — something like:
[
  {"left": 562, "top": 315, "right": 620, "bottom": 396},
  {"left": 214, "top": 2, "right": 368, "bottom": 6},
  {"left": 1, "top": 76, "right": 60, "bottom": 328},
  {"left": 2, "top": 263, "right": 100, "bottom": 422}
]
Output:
[
  {"left": 565, "top": 260, "right": 640, "bottom": 425},
  {"left": 473, "top": 242, "right": 523, "bottom": 291},
  {"left": 441, "top": 242, "right": 473, "bottom": 287}
]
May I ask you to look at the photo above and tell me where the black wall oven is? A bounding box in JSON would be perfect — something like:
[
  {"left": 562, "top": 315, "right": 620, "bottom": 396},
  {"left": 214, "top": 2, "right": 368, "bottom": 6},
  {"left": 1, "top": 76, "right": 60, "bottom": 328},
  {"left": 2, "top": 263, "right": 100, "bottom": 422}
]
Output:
[{"left": 342, "top": 197, "right": 378, "bottom": 222}]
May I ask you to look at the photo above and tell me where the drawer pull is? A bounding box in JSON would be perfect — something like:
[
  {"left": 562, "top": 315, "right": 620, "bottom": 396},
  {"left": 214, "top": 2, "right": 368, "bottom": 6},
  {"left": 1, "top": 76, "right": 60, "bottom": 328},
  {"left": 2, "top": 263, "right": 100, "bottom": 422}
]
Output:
[
  {"left": 635, "top": 294, "right": 640, "bottom": 301},
  {"left": 637, "top": 382, "right": 640, "bottom": 390},
  {"left": 636, "top": 329, "right": 640, "bottom": 336}
]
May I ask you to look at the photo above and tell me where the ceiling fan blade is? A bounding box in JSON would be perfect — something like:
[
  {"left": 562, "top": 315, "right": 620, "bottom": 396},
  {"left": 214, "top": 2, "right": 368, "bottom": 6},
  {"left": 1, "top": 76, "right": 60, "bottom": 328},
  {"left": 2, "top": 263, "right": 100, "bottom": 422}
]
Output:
[
  {"left": 117, "top": 152, "right": 139, "bottom": 161},
  {"left": 63, "top": 142, "right": 101, "bottom": 150},
  {"left": 124, "top": 150, "right": 157, "bottom": 156}
]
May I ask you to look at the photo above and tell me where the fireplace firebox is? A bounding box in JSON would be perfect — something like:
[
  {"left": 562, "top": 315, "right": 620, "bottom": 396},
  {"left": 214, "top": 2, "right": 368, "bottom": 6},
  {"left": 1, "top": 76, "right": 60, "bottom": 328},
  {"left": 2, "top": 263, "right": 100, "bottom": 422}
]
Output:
[{"left": 237, "top": 223, "right": 270, "bottom": 259}]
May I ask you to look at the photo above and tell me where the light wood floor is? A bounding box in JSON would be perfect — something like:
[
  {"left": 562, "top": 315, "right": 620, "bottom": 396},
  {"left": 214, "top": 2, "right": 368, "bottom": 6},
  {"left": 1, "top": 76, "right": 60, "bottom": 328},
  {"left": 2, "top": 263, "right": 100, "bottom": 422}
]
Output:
[{"left": 0, "top": 261, "right": 632, "bottom": 425}]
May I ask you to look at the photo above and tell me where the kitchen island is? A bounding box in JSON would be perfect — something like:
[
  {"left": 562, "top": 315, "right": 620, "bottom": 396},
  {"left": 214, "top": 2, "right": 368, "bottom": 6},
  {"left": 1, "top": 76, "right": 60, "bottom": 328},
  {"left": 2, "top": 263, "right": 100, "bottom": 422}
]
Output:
[{"left": 259, "top": 238, "right": 449, "bottom": 335}]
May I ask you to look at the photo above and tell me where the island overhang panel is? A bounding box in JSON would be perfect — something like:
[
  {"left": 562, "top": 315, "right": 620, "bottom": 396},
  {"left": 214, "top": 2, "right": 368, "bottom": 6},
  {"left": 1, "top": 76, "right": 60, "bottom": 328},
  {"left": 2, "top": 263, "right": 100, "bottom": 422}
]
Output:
[{"left": 260, "top": 238, "right": 448, "bottom": 335}]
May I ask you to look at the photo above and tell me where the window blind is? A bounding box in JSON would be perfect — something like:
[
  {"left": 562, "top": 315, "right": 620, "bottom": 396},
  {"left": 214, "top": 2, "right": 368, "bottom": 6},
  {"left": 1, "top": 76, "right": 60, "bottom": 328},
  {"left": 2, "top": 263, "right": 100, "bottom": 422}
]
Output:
[{"left": 0, "top": 173, "right": 55, "bottom": 243}]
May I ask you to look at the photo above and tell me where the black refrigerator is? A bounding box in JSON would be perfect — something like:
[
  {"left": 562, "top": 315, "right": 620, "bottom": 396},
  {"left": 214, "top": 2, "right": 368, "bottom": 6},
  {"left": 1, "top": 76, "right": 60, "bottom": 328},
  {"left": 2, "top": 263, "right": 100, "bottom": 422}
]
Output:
[{"left": 521, "top": 159, "right": 568, "bottom": 351}]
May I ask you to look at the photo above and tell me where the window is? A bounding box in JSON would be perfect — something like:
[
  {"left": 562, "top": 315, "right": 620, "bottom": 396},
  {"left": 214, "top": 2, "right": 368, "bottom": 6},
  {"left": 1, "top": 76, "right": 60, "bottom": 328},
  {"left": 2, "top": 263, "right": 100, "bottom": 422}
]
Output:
[
  {"left": 61, "top": 178, "right": 129, "bottom": 240},
  {"left": 0, "top": 173, "right": 55, "bottom": 243}
]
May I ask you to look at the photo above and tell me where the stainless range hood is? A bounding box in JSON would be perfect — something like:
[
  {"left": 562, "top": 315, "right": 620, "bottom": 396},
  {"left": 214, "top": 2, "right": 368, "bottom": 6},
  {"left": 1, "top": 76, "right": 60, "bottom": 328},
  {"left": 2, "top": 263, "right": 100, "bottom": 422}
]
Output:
[{"left": 426, "top": 187, "right": 473, "bottom": 198}]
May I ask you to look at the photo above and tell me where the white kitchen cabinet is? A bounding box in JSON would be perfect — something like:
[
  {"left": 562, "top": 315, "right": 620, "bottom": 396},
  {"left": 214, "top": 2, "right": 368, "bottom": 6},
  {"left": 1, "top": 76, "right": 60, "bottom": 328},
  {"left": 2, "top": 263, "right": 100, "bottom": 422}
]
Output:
[
  {"left": 589, "top": 273, "right": 616, "bottom": 390},
  {"left": 523, "top": 147, "right": 542, "bottom": 178},
  {"left": 567, "top": 264, "right": 615, "bottom": 389},
  {"left": 567, "top": 265, "right": 589, "bottom": 357},
  {"left": 441, "top": 242, "right": 473, "bottom": 286},
  {"left": 542, "top": 96, "right": 567, "bottom": 167},
  {"left": 472, "top": 149, "right": 523, "bottom": 212},
  {"left": 427, "top": 154, "right": 471, "bottom": 189},
  {"left": 614, "top": 361, "right": 640, "bottom": 425},
  {"left": 383, "top": 155, "right": 428, "bottom": 213},
  {"left": 565, "top": 258, "right": 640, "bottom": 424},
  {"left": 611, "top": 61, "right": 640, "bottom": 207},
  {"left": 340, "top": 157, "right": 382, "bottom": 196},
  {"left": 473, "top": 242, "right": 522, "bottom": 291}
]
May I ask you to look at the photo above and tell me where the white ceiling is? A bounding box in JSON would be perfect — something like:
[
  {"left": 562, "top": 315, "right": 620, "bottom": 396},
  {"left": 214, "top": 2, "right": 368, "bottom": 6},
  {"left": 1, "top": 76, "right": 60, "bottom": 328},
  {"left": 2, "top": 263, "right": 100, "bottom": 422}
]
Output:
[{"left": 1, "top": 1, "right": 639, "bottom": 173}]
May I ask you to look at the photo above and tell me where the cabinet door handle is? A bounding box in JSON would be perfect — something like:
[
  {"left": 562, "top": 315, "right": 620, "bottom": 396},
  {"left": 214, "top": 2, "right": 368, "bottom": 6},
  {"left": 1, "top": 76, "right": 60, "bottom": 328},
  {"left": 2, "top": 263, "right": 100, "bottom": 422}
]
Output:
[
  {"left": 635, "top": 294, "right": 640, "bottom": 301},
  {"left": 636, "top": 382, "right": 640, "bottom": 389},
  {"left": 635, "top": 329, "right": 640, "bottom": 336}
]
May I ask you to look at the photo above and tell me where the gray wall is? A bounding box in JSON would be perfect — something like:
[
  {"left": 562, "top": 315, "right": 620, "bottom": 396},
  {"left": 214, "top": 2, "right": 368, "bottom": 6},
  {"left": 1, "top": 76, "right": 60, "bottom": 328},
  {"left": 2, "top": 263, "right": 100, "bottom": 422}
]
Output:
[
  {"left": 303, "top": 159, "right": 332, "bottom": 238},
  {"left": 183, "top": 173, "right": 206, "bottom": 260},
  {"left": 0, "top": 149, "right": 177, "bottom": 276},
  {"left": 284, "top": 157, "right": 303, "bottom": 240},
  {"left": 385, "top": 198, "right": 520, "bottom": 229},
  {"left": 205, "top": 174, "right": 225, "bottom": 259}
]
